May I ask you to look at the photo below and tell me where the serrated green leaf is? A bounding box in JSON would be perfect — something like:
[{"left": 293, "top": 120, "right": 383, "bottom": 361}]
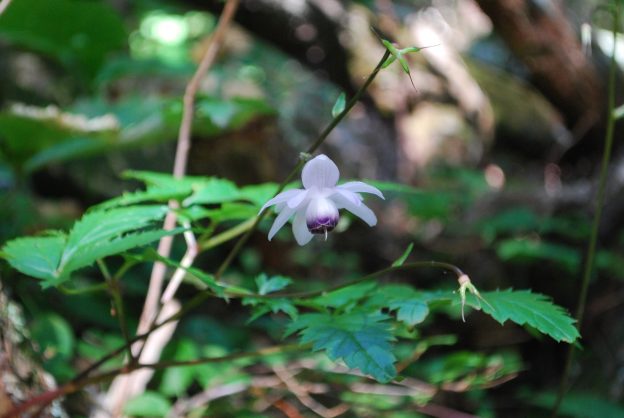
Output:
[
  {"left": 255, "top": 274, "right": 292, "bottom": 295},
  {"left": 60, "top": 205, "right": 169, "bottom": 268},
  {"left": 2, "top": 233, "right": 66, "bottom": 281},
  {"left": 332, "top": 93, "right": 346, "bottom": 118},
  {"left": 286, "top": 311, "right": 396, "bottom": 382},
  {"left": 392, "top": 243, "right": 414, "bottom": 267},
  {"left": 243, "top": 297, "right": 299, "bottom": 323},
  {"left": 479, "top": 289, "right": 579, "bottom": 343},
  {"left": 124, "top": 392, "right": 171, "bottom": 417},
  {"left": 2, "top": 205, "right": 178, "bottom": 286},
  {"left": 61, "top": 228, "right": 184, "bottom": 281}
]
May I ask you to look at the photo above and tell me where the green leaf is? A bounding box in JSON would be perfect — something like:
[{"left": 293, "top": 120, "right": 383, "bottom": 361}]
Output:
[
  {"left": 159, "top": 339, "right": 199, "bottom": 397},
  {"left": 2, "top": 233, "right": 66, "bottom": 281},
  {"left": 286, "top": 311, "right": 396, "bottom": 382},
  {"left": 331, "top": 93, "right": 346, "bottom": 118},
  {"left": 124, "top": 392, "right": 171, "bottom": 417},
  {"left": 31, "top": 313, "right": 75, "bottom": 359},
  {"left": 478, "top": 289, "right": 579, "bottom": 343},
  {"left": 392, "top": 243, "right": 414, "bottom": 267},
  {"left": 255, "top": 274, "right": 292, "bottom": 295},
  {"left": 243, "top": 297, "right": 299, "bottom": 322},
  {"left": 183, "top": 178, "right": 241, "bottom": 206},
  {"left": 312, "top": 282, "right": 377, "bottom": 310},
  {"left": 389, "top": 300, "right": 429, "bottom": 326},
  {"left": 2, "top": 205, "right": 178, "bottom": 286}
]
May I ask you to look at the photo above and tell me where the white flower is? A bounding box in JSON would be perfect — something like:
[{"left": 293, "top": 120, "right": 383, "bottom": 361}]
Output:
[{"left": 259, "top": 154, "right": 384, "bottom": 245}]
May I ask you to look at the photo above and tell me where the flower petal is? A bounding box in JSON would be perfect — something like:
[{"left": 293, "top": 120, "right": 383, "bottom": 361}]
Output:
[
  {"left": 302, "top": 154, "right": 340, "bottom": 189},
  {"left": 292, "top": 209, "right": 314, "bottom": 245},
  {"left": 331, "top": 194, "right": 377, "bottom": 226},
  {"left": 259, "top": 189, "right": 304, "bottom": 214},
  {"left": 287, "top": 189, "right": 309, "bottom": 209},
  {"left": 337, "top": 181, "right": 385, "bottom": 199},
  {"left": 268, "top": 206, "right": 296, "bottom": 240},
  {"left": 333, "top": 188, "right": 363, "bottom": 207}
]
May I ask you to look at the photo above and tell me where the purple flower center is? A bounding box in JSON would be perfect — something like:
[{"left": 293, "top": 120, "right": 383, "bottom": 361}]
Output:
[{"left": 307, "top": 215, "right": 338, "bottom": 234}]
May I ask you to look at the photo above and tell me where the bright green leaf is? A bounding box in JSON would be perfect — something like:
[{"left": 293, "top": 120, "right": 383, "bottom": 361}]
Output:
[
  {"left": 389, "top": 300, "right": 429, "bottom": 326},
  {"left": 255, "top": 274, "right": 292, "bottom": 295},
  {"left": 312, "top": 282, "right": 377, "bottom": 310},
  {"left": 478, "top": 289, "right": 579, "bottom": 343},
  {"left": 332, "top": 93, "right": 346, "bottom": 118},
  {"left": 2, "top": 233, "right": 66, "bottom": 281},
  {"left": 286, "top": 311, "right": 397, "bottom": 382},
  {"left": 392, "top": 243, "right": 414, "bottom": 267}
]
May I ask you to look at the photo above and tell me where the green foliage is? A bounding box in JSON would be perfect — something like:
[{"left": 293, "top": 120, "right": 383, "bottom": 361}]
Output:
[
  {"left": 392, "top": 243, "right": 414, "bottom": 267},
  {"left": 528, "top": 391, "right": 624, "bottom": 418},
  {"left": 255, "top": 274, "right": 292, "bottom": 295},
  {"left": 243, "top": 274, "right": 298, "bottom": 322},
  {"left": 417, "top": 350, "right": 523, "bottom": 388},
  {"left": 124, "top": 392, "right": 171, "bottom": 417},
  {"left": 1, "top": 205, "right": 176, "bottom": 286},
  {"left": 0, "top": 0, "right": 126, "bottom": 80},
  {"left": 477, "top": 290, "right": 579, "bottom": 343},
  {"left": 30, "top": 313, "right": 75, "bottom": 380},
  {"left": 159, "top": 339, "right": 199, "bottom": 397},
  {"left": 286, "top": 311, "right": 397, "bottom": 382},
  {"left": 496, "top": 238, "right": 580, "bottom": 273},
  {"left": 332, "top": 92, "right": 346, "bottom": 118}
]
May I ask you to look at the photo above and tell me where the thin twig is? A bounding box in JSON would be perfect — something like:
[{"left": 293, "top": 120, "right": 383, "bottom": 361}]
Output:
[
  {"left": 2, "top": 343, "right": 304, "bottom": 418},
  {"left": 160, "top": 225, "right": 198, "bottom": 303},
  {"left": 100, "top": 1, "right": 241, "bottom": 416},
  {"left": 273, "top": 365, "right": 349, "bottom": 418},
  {"left": 98, "top": 259, "right": 134, "bottom": 361}
]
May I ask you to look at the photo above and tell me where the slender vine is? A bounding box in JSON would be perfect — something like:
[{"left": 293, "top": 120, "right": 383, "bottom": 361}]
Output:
[{"left": 552, "top": 2, "right": 620, "bottom": 416}]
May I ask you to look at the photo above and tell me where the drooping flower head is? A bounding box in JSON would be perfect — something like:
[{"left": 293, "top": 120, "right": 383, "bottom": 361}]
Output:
[{"left": 259, "top": 154, "right": 384, "bottom": 245}]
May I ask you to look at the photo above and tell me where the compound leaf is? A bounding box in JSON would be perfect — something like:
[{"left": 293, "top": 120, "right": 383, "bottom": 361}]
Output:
[{"left": 286, "top": 311, "right": 396, "bottom": 382}]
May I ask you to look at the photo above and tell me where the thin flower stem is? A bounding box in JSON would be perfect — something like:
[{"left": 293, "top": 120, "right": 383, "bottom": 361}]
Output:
[
  {"left": 98, "top": 259, "right": 134, "bottom": 362},
  {"left": 214, "top": 48, "right": 392, "bottom": 279},
  {"left": 134, "top": 0, "right": 241, "bottom": 357},
  {"left": 552, "top": 3, "right": 620, "bottom": 416},
  {"left": 225, "top": 260, "right": 465, "bottom": 300},
  {"left": 58, "top": 282, "right": 109, "bottom": 295}
]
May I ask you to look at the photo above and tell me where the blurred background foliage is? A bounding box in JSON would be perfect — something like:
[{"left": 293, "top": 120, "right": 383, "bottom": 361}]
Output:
[{"left": 1, "top": 0, "right": 623, "bottom": 417}]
